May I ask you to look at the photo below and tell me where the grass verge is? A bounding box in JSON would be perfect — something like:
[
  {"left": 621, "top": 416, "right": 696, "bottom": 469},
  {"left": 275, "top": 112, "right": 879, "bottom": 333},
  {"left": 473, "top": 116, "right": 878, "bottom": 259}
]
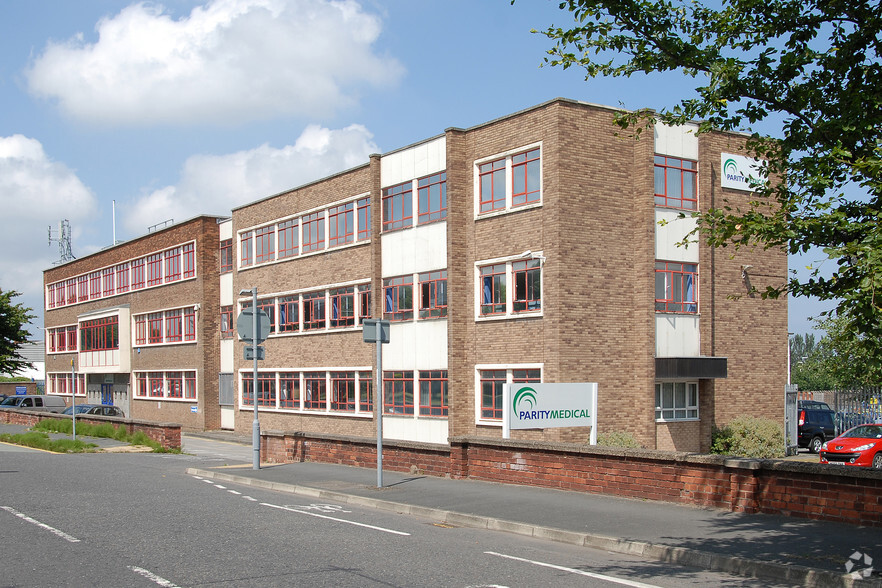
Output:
[
  {"left": 29, "top": 419, "right": 180, "bottom": 453},
  {"left": 0, "top": 431, "right": 98, "bottom": 453}
]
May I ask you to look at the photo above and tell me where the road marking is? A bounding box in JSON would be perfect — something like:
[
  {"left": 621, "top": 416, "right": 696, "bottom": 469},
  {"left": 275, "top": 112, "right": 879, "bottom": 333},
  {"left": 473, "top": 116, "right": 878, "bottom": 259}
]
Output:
[
  {"left": 262, "top": 502, "right": 410, "bottom": 536},
  {"left": 485, "top": 551, "right": 663, "bottom": 588},
  {"left": 228, "top": 490, "right": 242, "bottom": 495},
  {"left": 128, "top": 566, "right": 181, "bottom": 587},
  {"left": 1, "top": 506, "right": 80, "bottom": 543}
]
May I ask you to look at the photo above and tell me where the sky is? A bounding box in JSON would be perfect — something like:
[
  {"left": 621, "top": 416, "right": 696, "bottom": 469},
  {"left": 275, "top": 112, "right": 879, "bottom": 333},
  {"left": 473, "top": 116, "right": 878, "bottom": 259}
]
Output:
[{"left": 0, "top": 0, "right": 833, "bottom": 338}]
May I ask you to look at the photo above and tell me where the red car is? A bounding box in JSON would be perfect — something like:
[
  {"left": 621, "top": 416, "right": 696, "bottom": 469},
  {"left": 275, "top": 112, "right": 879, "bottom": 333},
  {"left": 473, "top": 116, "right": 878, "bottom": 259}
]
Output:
[{"left": 820, "top": 424, "right": 882, "bottom": 468}]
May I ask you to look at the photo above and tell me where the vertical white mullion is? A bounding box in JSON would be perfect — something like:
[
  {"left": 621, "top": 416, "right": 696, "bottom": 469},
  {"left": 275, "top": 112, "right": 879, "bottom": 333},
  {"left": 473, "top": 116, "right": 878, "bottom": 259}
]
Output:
[
  {"left": 505, "top": 262, "right": 513, "bottom": 317},
  {"left": 505, "top": 156, "right": 513, "bottom": 209}
]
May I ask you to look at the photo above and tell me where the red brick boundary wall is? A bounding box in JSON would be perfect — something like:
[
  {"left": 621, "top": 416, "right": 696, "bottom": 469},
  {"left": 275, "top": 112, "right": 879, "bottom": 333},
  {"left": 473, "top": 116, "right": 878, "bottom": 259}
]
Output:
[
  {"left": 0, "top": 408, "right": 182, "bottom": 450},
  {"left": 262, "top": 431, "right": 882, "bottom": 528}
]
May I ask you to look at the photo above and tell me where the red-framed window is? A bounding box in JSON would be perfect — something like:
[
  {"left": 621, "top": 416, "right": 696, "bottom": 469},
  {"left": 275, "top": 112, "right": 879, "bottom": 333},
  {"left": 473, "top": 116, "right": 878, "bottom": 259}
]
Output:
[
  {"left": 182, "top": 243, "right": 195, "bottom": 278},
  {"left": 220, "top": 306, "right": 233, "bottom": 338},
  {"left": 654, "top": 155, "right": 697, "bottom": 210},
  {"left": 254, "top": 226, "right": 275, "bottom": 264},
  {"left": 357, "top": 197, "right": 371, "bottom": 241},
  {"left": 65, "top": 279, "right": 75, "bottom": 304},
  {"left": 167, "top": 371, "right": 184, "bottom": 398},
  {"left": 359, "top": 285, "right": 371, "bottom": 324},
  {"left": 116, "top": 263, "right": 130, "bottom": 293},
  {"left": 136, "top": 372, "right": 148, "bottom": 397},
  {"left": 359, "top": 371, "right": 373, "bottom": 412},
  {"left": 135, "top": 314, "right": 147, "bottom": 345},
  {"left": 148, "top": 313, "right": 163, "bottom": 344},
  {"left": 89, "top": 272, "right": 101, "bottom": 300},
  {"left": 164, "top": 247, "right": 181, "bottom": 282},
  {"left": 479, "top": 158, "right": 506, "bottom": 213},
  {"left": 220, "top": 239, "right": 233, "bottom": 273},
  {"left": 149, "top": 372, "right": 164, "bottom": 398},
  {"left": 383, "top": 371, "right": 413, "bottom": 415},
  {"left": 513, "top": 260, "right": 541, "bottom": 312},
  {"left": 66, "top": 326, "right": 77, "bottom": 351},
  {"left": 165, "top": 309, "right": 183, "bottom": 342},
  {"left": 302, "top": 212, "right": 325, "bottom": 253},
  {"left": 479, "top": 264, "right": 506, "bottom": 315},
  {"left": 331, "top": 372, "right": 356, "bottom": 412},
  {"left": 513, "top": 369, "right": 541, "bottom": 385},
  {"left": 256, "top": 299, "right": 275, "bottom": 334},
  {"left": 480, "top": 370, "right": 506, "bottom": 420},
  {"left": 184, "top": 371, "right": 196, "bottom": 399},
  {"left": 328, "top": 202, "right": 354, "bottom": 247},
  {"left": 47, "top": 284, "right": 56, "bottom": 309},
  {"left": 382, "top": 181, "right": 413, "bottom": 231},
  {"left": 131, "top": 259, "right": 145, "bottom": 290},
  {"left": 511, "top": 148, "right": 541, "bottom": 207},
  {"left": 102, "top": 268, "right": 114, "bottom": 297},
  {"left": 240, "top": 231, "right": 253, "bottom": 267},
  {"left": 418, "top": 172, "right": 447, "bottom": 224},
  {"left": 419, "top": 370, "right": 448, "bottom": 416},
  {"left": 77, "top": 275, "right": 88, "bottom": 301},
  {"left": 278, "top": 219, "right": 298, "bottom": 259},
  {"left": 279, "top": 372, "right": 299, "bottom": 408},
  {"left": 183, "top": 307, "right": 196, "bottom": 341},
  {"left": 419, "top": 270, "right": 447, "bottom": 319},
  {"left": 57, "top": 283, "right": 67, "bottom": 307},
  {"left": 303, "top": 372, "right": 326, "bottom": 410},
  {"left": 329, "top": 287, "right": 355, "bottom": 328},
  {"left": 655, "top": 261, "right": 698, "bottom": 313},
  {"left": 383, "top": 275, "right": 413, "bottom": 322},
  {"left": 302, "top": 292, "right": 325, "bottom": 331},
  {"left": 79, "top": 316, "right": 119, "bottom": 352},
  {"left": 48, "top": 329, "right": 57, "bottom": 352},
  {"left": 147, "top": 253, "right": 163, "bottom": 286},
  {"left": 242, "top": 372, "right": 276, "bottom": 407},
  {"left": 278, "top": 295, "right": 299, "bottom": 333}
]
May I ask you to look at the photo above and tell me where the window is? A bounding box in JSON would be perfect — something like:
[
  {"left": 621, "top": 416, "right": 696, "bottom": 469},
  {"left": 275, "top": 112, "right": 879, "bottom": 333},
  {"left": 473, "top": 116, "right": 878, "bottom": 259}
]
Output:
[
  {"left": 66, "top": 279, "right": 76, "bottom": 304},
  {"left": 384, "top": 276, "right": 413, "bottom": 322},
  {"left": 116, "top": 263, "right": 130, "bottom": 293},
  {"left": 655, "top": 382, "right": 699, "bottom": 420},
  {"left": 240, "top": 231, "right": 253, "bottom": 267},
  {"left": 330, "top": 288, "right": 355, "bottom": 328},
  {"left": 89, "top": 272, "right": 101, "bottom": 300},
  {"left": 513, "top": 260, "right": 541, "bottom": 312},
  {"left": 331, "top": 372, "right": 356, "bottom": 412},
  {"left": 135, "top": 315, "right": 147, "bottom": 345},
  {"left": 479, "top": 264, "right": 506, "bottom": 316},
  {"left": 255, "top": 226, "right": 275, "bottom": 264},
  {"left": 479, "top": 158, "right": 506, "bottom": 213},
  {"left": 257, "top": 299, "right": 275, "bottom": 334},
  {"left": 654, "top": 155, "right": 697, "bottom": 210},
  {"left": 136, "top": 373, "right": 148, "bottom": 397},
  {"left": 357, "top": 197, "right": 371, "bottom": 241},
  {"left": 278, "top": 220, "right": 298, "bottom": 259},
  {"left": 655, "top": 261, "right": 698, "bottom": 313},
  {"left": 419, "top": 270, "right": 447, "bottom": 319},
  {"left": 134, "top": 307, "right": 196, "bottom": 346},
  {"left": 149, "top": 372, "right": 164, "bottom": 397},
  {"left": 47, "top": 284, "right": 56, "bottom": 309},
  {"left": 511, "top": 148, "right": 541, "bottom": 206},
  {"left": 419, "top": 370, "right": 448, "bottom": 416},
  {"left": 220, "top": 239, "right": 233, "bottom": 273},
  {"left": 79, "top": 316, "right": 119, "bottom": 352},
  {"left": 182, "top": 243, "right": 195, "bottom": 278},
  {"left": 148, "top": 313, "right": 163, "bottom": 344},
  {"left": 302, "top": 292, "right": 326, "bottom": 331},
  {"left": 167, "top": 372, "right": 183, "bottom": 398},
  {"left": 302, "top": 212, "right": 325, "bottom": 254},
  {"left": 328, "top": 202, "right": 354, "bottom": 247},
  {"left": 480, "top": 370, "right": 506, "bottom": 420},
  {"left": 164, "top": 247, "right": 181, "bottom": 282},
  {"left": 359, "top": 285, "right": 371, "bottom": 324},
  {"left": 359, "top": 371, "right": 373, "bottom": 412},
  {"left": 278, "top": 296, "right": 299, "bottom": 333},
  {"left": 221, "top": 306, "right": 233, "bottom": 338},
  {"left": 131, "top": 259, "right": 145, "bottom": 290},
  {"left": 147, "top": 253, "right": 163, "bottom": 286},
  {"left": 303, "top": 372, "right": 326, "bottom": 410},
  {"left": 102, "top": 268, "right": 115, "bottom": 297},
  {"left": 184, "top": 307, "right": 196, "bottom": 341},
  {"left": 382, "top": 181, "right": 413, "bottom": 231},
  {"left": 418, "top": 172, "right": 447, "bottom": 224},
  {"left": 78, "top": 275, "right": 89, "bottom": 301},
  {"left": 279, "top": 372, "right": 300, "bottom": 408},
  {"left": 243, "top": 372, "right": 276, "bottom": 407},
  {"left": 383, "top": 371, "right": 413, "bottom": 415},
  {"left": 512, "top": 369, "right": 541, "bottom": 385},
  {"left": 165, "top": 310, "right": 183, "bottom": 342},
  {"left": 184, "top": 371, "right": 197, "bottom": 399},
  {"left": 66, "top": 326, "right": 77, "bottom": 352}
]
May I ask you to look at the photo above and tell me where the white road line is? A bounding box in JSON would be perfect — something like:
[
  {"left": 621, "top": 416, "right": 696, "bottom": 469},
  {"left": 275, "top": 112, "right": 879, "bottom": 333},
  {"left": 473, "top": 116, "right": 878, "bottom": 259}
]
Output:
[
  {"left": 262, "top": 502, "right": 411, "bottom": 536},
  {"left": 485, "top": 551, "right": 663, "bottom": 588},
  {"left": 1, "top": 506, "right": 80, "bottom": 543},
  {"left": 228, "top": 490, "right": 241, "bottom": 495},
  {"left": 128, "top": 566, "right": 181, "bottom": 587}
]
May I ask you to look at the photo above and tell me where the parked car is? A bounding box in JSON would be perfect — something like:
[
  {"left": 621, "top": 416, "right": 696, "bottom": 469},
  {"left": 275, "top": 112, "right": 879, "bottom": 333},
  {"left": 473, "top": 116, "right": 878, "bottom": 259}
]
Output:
[
  {"left": 62, "top": 404, "right": 98, "bottom": 415},
  {"left": 798, "top": 400, "right": 832, "bottom": 411},
  {"left": 85, "top": 405, "right": 125, "bottom": 418},
  {"left": 0, "top": 394, "right": 67, "bottom": 413},
  {"left": 798, "top": 404, "right": 837, "bottom": 453},
  {"left": 820, "top": 424, "right": 882, "bottom": 468}
]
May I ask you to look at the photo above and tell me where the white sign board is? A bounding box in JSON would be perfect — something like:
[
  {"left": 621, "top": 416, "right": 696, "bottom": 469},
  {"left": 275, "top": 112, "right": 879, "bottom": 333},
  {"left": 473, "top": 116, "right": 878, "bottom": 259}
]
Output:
[
  {"left": 721, "top": 153, "right": 765, "bottom": 192},
  {"left": 503, "top": 383, "right": 598, "bottom": 444}
]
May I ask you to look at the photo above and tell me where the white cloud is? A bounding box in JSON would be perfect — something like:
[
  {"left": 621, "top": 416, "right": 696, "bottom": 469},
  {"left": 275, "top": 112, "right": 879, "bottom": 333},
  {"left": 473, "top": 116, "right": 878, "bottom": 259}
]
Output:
[
  {"left": 25, "top": 0, "right": 403, "bottom": 125},
  {"left": 122, "top": 122, "right": 377, "bottom": 233},
  {"left": 0, "top": 135, "right": 99, "bottom": 331}
]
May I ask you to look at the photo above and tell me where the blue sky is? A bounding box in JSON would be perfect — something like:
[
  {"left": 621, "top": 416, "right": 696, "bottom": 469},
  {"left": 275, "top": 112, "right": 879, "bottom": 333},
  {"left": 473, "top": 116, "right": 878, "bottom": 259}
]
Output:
[{"left": 0, "top": 0, "right": 832, "bottom": 337}]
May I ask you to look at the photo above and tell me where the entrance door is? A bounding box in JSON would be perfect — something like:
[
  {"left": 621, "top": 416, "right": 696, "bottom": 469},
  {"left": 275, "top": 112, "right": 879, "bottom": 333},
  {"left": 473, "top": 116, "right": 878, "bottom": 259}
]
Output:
[{"left": 101, "top": 383, "right": 113, "bottom": 406}]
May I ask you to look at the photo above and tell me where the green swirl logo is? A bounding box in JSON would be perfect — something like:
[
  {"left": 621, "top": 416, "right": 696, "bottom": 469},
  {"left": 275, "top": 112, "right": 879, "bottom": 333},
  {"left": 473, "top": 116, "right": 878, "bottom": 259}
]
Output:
[
  {"left": 724, "top": 158, "right": 740, "bottom": 178},
  {"left": 513, "top": 386, "right": 538, "bottom": 417}
]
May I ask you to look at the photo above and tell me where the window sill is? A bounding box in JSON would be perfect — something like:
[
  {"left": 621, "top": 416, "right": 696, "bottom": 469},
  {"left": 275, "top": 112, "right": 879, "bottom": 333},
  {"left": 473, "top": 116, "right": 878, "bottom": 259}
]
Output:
[
  {"left": 475, "top": 201, "right": 542, "bottom": 221},
  {"left": 476, "top": 311, "right": 543, "bottom": 323},
  {"left": 655, "top": 417, "right": 700, "bottom": 423}
]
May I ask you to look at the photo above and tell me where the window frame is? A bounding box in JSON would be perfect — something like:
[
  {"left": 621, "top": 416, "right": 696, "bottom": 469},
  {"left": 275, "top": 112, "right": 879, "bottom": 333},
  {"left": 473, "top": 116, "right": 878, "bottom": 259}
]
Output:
[
  {"left": 301, "top": 211, "right": 325, "bottom": 254},
  {"left": 655, "top": 261, "right": 698, "bottom": 314},
  {"left": 383, "top": 275, "right": 413, "bottom": 322},
  {"left": 417, "top": 172, "right": 447, "bottom": 225},
  {"left": 328, "top": 202, "right": 354, "bottom": 247},
  {"left": 654, "top": 155, "right": 698, "bottom": 210},
  {"left": 475, "top": 365, "right": 542, "bottom": 425},
  {"left": 278, "top": 219, "right": 299, "bottom": 259},
  {"left": 419, "top": 270, "right": 447, "bottom": 319},
  {"left": 220, "top": 239, "right": 233, "bottom": 273},
  {"left": 475, "top": 143, "right": 543, "bottom": 217},
  {"left": 419, "top": 370, "right": 448, "bottom": 417},
  {"left": 655, "top": 381, "right": 699, "bottom": 421},
  {"left": 383, "top": 371, "right": 414, "bottom": 415},
  {"left": 476, "top": 254, "right": 544, "bottom": 320},
  {"left": 382, "top": 181, "right": 414, "bottom": 232}
]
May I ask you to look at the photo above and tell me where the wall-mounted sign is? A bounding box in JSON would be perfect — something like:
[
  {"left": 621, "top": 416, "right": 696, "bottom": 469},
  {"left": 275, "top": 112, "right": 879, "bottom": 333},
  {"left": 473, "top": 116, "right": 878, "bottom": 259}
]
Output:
[
  {"left": 503, "top": 383, "right": 598, "bottom": 444},
  {"left": 721, "top": 153, "right": 765, "bottom": 192}
]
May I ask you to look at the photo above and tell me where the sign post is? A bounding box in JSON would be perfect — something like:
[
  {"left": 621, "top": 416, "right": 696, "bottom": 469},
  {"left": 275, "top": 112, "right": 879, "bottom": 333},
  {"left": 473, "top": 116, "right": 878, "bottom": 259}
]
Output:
[
  {"left": 362, "top": 319, "right": 390, "bottom": 488},
  {"left": 237, "top": 289, "right": 271, "bottom": 470},
  {"left": 71, "top": 359, "right": 77, "bottom": 441}
]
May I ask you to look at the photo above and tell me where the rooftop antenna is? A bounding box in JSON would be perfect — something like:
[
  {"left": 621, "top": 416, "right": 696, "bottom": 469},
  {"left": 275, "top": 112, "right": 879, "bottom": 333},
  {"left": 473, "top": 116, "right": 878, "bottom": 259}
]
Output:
[{"left": 48, "top": 220, "right": 76, "bottom": 265}]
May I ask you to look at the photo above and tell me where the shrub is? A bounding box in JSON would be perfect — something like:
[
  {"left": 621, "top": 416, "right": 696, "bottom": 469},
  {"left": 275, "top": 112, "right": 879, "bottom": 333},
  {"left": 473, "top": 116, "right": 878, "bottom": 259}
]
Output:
[
  {"left": 596, "top": 431, "right": 644, "bottom": 449},
  {"left": 711, "top": 416, "right": 785, "bottom": 458}
]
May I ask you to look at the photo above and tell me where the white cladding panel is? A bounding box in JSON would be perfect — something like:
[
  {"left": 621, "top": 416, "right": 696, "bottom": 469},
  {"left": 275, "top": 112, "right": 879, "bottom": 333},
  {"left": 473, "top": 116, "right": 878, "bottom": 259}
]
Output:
[
  {"left": 381, "top": 137, "right": 446, "bottom": 187},
  {"left": 220, "top": 273, "right": 234, "bottom": 306},
  {"left": 382, "top": 221, "right": 447, "bottom": 277},
  {"left": 383, "top": 415, "right": 449, "bottom": 444},
  {"left": 220, "top": 339, "right": 234, "bottom": 372},
  {"left": 654, "top": 123, "right": 699, "bottom": 160},
  {"left": 655, "top": 209, "right": 699, "bottom": 263},
  {"left": 220, "top": 218, "right": 232, "bottom": 240},
  {"left": 656, "top": 314, "right": 701, "bottom": 357},
  {"left": 384, "top": 320, "right": 448, "bottom": 370}
]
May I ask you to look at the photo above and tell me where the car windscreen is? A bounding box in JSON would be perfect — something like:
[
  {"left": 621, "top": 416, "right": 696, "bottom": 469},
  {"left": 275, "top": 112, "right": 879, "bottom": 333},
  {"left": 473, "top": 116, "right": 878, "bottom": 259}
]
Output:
[
  {"left": 842, "top": 425, "right": 882, "bottom": 439},
  {"left": 0, "top": 397, "right": 21, "bottom": 406}
]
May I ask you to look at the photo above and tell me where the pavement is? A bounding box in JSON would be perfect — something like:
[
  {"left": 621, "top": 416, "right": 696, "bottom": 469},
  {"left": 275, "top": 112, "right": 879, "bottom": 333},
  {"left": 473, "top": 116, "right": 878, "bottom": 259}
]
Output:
[{"left": 3, "top": 423, "right": 881, "bottom": 587}]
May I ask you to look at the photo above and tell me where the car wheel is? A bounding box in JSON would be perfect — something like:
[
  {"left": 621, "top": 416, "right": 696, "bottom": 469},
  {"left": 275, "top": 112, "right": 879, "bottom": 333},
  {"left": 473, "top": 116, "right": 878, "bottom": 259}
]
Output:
[
  {"left": 809, "top": 436, "right": 823, "bottom": 454},
  {"left": 873, "top": 453, "right": 882, "bottom": 470}
]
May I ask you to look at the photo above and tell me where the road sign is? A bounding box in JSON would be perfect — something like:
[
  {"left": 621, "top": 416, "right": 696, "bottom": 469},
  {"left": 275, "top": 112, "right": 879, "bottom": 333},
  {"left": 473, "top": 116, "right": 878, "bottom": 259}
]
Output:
[
  {"left": 244, "top": 345, "right": 265, "bottom": 361},
  {"left": 362, "top": 319, "right": 390, "bottom": 344},
  {"left": 236, "top": 307, "right": 271, "bottom": 343}
]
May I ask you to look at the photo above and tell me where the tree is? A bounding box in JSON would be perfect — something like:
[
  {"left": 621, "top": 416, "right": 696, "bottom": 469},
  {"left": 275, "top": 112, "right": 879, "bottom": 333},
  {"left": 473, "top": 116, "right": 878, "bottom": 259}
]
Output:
[
  {"left": 790, "top": 316, "right": 882, "bottom": 390},
  {"left": 0, "top": 289, "right": 36, "bottom": 375},
  {"left": 529, "top": 0, "right": 882, "bottom": 358}
]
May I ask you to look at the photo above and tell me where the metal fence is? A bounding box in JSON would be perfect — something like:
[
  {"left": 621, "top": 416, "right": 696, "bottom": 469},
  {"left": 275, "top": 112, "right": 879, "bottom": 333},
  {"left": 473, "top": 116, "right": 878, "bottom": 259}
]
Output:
[{"left": 800, "top": 386, "right": 882, "bottom": 435}]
